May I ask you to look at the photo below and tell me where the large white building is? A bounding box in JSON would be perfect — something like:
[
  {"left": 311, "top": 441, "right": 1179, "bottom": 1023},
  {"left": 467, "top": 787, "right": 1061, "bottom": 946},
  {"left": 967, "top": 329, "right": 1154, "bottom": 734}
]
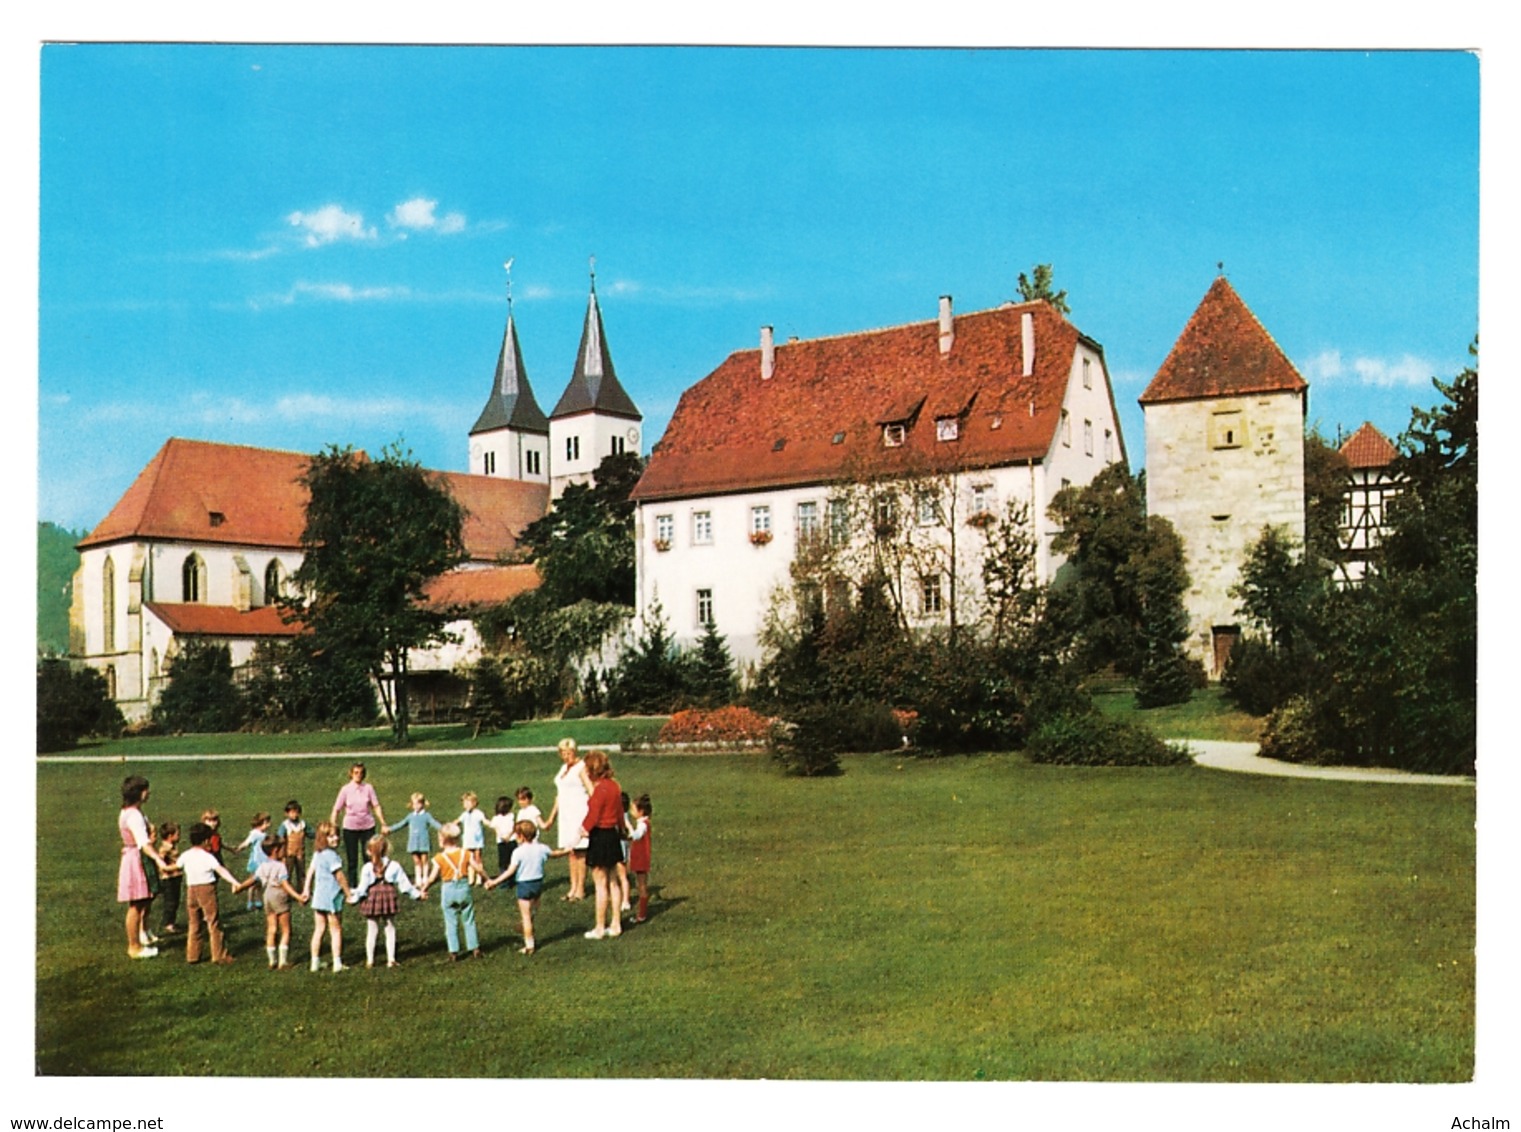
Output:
[
  {"left": 1335, "top": 420, "right": 1400, "bottom": 586},
  {"left": 629, "top": 295, "right": 1128, "bottom": 664},
  {"left": 1140, "top": 276, "right": 1309, "bottom": 676},
  {"left": 71, "top": 438, "right": 546, "bottom": 722}
]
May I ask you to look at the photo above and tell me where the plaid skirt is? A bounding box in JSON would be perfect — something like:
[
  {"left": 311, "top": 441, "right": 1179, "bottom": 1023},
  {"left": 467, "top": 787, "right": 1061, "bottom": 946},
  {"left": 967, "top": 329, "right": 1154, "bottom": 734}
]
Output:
[{"left": 360, "top": 881, "right": 399, "bottom": 918}]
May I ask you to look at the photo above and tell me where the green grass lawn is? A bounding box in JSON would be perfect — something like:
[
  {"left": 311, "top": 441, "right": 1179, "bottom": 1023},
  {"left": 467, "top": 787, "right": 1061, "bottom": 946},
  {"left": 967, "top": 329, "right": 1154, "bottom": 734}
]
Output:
[
  {"left": 38, "top": 746, "right": 1473, "bottom": 1080},
  {"left": 1091, "top": 682, "right": 1265, "bottom": 743}
]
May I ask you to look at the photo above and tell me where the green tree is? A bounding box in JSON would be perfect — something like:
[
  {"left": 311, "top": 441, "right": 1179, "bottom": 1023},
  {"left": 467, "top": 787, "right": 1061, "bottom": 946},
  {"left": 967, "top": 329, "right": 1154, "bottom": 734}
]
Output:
[
  {"left": 37, "top": 522, "right": 81, "bottom": 657},
  {"left": 154, "top": 640, "right": 245, "bottom": 733},
  {"left": 241, "top": 637, "right": 377, "bottom": 728},
  {"left": 1015, "top": 263, "right": 1071, "bottom": 314},
  {"left": 37, "top": 659, "right": 124, "bottom": 752},
  {"left": 1263, "top": 348, "right": 1477, "bottom": 773},
  {"left": 1130, "top": 515, "right": 1198, "bottom": 707},
  {"left": 606, "top": 600, "right": 692, "bottom": 715},
  {"left": 689, "top": 619, "right": 739, "bottom": 706},
  {"left": 516, "top": 451, "right": 642, "bottom": 607},
  {"left": 466, "top": 657, "right": 515, "bottom": 737},
  {"left": 1303, "top": 428, "right": 1351, "bottom": 566},
  {"left": 285, "top": 443, "right": 467, "bottom": 746}
]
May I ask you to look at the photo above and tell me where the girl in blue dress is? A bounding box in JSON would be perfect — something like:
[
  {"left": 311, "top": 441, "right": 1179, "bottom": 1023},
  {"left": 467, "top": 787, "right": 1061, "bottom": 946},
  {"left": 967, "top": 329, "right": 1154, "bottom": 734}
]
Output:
[
  {"left": 386, "top": 792, "right": 442, "bottom": 887},
  {"left": 300, "top": 822, "right": 353, "bottom": 973}
]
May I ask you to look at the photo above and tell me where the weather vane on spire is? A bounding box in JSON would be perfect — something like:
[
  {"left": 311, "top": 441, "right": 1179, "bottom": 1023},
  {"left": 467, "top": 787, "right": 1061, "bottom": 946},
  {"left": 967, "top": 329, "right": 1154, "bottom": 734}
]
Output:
[
  {"left": 589, "top": 254, "right": 597, "bottom": 292},
  {"left": 1217, "top": 260, "right": 1225, "bottom": 275},
  {"left": 504, "top": 257, "right": 515, "bottom": 309}
]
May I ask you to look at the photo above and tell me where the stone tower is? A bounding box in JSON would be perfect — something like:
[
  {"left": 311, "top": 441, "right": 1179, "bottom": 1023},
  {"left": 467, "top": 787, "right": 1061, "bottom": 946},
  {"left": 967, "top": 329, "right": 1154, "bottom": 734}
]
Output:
[
  {"left": 548, "top": 276, "right": 642, "bottom": 498},
  {"left": 468, "top": 300, "right": 550, "bottom": 484},
  {"left": 1140, "top": 277, "right": 1308, "bottom": 676}
]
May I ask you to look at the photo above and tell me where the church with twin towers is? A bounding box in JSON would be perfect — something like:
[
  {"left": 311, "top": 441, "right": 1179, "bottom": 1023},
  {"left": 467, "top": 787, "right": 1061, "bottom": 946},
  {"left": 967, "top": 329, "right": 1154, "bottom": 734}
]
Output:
[{"left": 467, "top": 265, "right": 644, "bottom": 498}]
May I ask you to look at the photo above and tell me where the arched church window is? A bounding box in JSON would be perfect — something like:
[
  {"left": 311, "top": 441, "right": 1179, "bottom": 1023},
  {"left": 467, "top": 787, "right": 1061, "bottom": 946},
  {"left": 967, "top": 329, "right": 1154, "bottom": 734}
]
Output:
[
  {"left": 104, "top": 664, "right": 117, "bottom": 700},
  {"left": 182, "top": 554, "right": 207, "bottom": 603},
  {"left": 102, "top": 556, "right": 116, "bottom": 653},
  {"left": 264, "top": 559, "right": 284, "bottom": 604}
]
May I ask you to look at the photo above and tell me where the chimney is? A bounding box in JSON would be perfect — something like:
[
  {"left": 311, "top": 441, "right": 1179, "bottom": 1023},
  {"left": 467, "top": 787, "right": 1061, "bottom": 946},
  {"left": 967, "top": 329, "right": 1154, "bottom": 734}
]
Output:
[
  {"left": 1021, "top": 311, "right": 1035, "bottom": 377},
  {"left": 761, "top": 325, "right": 775, "bottom": 380},
  {"left": 938, "top": 295, "right": 954, "bottom": 355}
]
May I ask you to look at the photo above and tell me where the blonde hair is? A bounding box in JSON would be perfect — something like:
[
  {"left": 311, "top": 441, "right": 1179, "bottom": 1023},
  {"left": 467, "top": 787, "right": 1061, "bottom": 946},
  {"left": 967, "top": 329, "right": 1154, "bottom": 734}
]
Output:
[
  {"left": 461, "top": 791, "right": 478, "bottom": 807},
  {"left": 557, "top": 737, "right": 578, "bottom": 756},
  {"left": 438, "top": 822, "right": 461, "bottom": 847},
  {"left": 410, "top": 792, "right": 428, "bottom": 808},
  {"left": 366, "top": 834, "right": 389, "bottom": 870}
]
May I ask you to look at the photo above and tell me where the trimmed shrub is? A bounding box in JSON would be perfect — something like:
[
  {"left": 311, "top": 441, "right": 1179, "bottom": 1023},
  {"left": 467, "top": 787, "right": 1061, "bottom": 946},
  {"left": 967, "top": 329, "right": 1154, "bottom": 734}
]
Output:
[
  {"left": 1025, "top": 711, "right": 1189, "bottom": 767},
  {"left": 155, "top": 640, "right": 244, "bottom": 733},
  {"left": 466, "top": 658, "right": 514, "bottom": 737},
  {"left": 1221, "top": 635, "right": 1301, "bottom": 717},
  {"left": 1258, "top": 694, "right": 1340, "bottom": 766}
]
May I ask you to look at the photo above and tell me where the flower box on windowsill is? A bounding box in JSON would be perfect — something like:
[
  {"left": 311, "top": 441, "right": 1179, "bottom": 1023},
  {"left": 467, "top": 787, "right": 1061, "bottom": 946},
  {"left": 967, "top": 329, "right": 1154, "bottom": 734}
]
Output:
[
  {"left": 653, "top": 538, "right": 672, "bottom": 552},
  {"left": 966, "top": 511, "right": 996, "bottom": 530},
  {"left": 749, "top": 530, "right": 773, "bottom": 546}
]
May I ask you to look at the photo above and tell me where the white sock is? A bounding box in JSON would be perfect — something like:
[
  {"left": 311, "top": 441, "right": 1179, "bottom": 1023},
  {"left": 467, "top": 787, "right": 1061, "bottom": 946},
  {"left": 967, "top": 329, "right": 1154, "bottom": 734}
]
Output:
[
  {"left": 277, "top": 944, "right": 288, "bottom": 967},
  {"left": 384, "top": 921, "right": 397, "bottom": 963},
  {"left": 310, "top": 954, "right": 321, "bottom": 972},
  {"left": 365, "top": 920, "right": 379, "bottom": 964},
  {"left": 266, "top": 946, "right": 276, "bottom": 966}
]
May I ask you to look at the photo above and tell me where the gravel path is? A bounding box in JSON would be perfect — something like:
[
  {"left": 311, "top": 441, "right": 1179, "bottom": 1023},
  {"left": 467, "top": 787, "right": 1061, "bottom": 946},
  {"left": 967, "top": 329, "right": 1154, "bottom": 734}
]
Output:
[{"left": 1184, "top": 740, "right": 1474, "bottom": 787}]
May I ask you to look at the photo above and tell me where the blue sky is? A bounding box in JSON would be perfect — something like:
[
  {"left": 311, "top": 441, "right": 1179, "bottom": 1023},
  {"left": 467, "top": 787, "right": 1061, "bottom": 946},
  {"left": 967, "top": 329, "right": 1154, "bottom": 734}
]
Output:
[{"left": 40, "top": 46, "right": 1478, "bottom": 531}]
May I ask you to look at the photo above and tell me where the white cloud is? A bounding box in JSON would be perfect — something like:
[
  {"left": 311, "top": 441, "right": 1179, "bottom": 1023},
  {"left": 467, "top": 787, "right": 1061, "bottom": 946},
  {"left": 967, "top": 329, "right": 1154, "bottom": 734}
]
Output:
[
  {"left": 1300, "top": 349, "right": 1435, "bottom": 388},
  {"left": 248, "top": 281, "right": 411, "bottom": 308},
  {"left": 286, "top": 204, "right": 376, "bottom": 247},
  {"left": 388, "top": 196, "right": 468, "bottom": 234}
]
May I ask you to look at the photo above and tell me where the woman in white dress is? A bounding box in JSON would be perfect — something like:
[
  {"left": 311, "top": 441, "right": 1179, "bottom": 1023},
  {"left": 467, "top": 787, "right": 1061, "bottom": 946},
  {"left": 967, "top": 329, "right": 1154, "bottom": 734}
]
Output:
[{"left": 541, "top": 738, "right": 592, "bottom": 901}]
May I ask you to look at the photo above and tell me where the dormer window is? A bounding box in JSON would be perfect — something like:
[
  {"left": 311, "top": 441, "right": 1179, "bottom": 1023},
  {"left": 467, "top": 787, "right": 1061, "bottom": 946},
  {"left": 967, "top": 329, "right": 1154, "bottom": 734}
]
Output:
[
  {"left": 209, "top": 511, "right": 226, "bottom": 528},
  {"left": 935, "top": 417, "right": 960, "bottom": 442},
  {"left": 883, "top": 423, "right": 906, "bottom": 448}
]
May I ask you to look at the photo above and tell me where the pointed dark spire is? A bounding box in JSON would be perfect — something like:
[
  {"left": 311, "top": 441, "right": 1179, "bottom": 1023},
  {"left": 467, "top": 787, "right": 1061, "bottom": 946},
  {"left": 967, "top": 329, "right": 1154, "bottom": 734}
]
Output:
[
  {"left": 550, "top": 280, "right": 641, "bottom": 421},
  {"left": 471, "top": 306, "right": 549, "bottom": 436}
]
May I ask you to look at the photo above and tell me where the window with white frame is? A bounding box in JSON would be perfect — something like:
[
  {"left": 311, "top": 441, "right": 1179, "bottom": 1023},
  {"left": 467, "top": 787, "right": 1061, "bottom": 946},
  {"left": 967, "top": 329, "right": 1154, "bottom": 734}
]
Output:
[
  {"left": 935, "top": 417, "right": 959, "bottom": 442},
  {"left": 883, "top": 422, "right": 906, "bottom": 448},
  {"left": 1084, "top": 419, "right": 1093, "bottom": 456},
  {"left": 483, "top": 451, "right": 496, "bottom": 475},
  {"left": 916, "top": 490, "right": 940, "bottom": 527},
  {"left": 527, "top": 449, "right": 542, "bottom": 476},
  {"left": 692, "top": 510, "right": 713, "bottom": 545},
  {"left": 796, "top": 500, "right": 820, "bottom": 542},
  {"left": 696, "top": 588, "right": 714, "bottom": 627},
  {"left": 1083, "top": 357, "right": 1092, "bottom": 389},
  {"left": 611, "top": 436, "right": 626, "bottom": 456},
  {"left": 264, "top": 559, "right": 284, "bottom": 604},
  {"left": 566, "top": 435, "right": 581, "bottom": 462},
  {"left": 1104, "top": 429, "right": 1113, "bottom": 462},
  {"left": 655, "top": 514, "right": 674, "bottom": 546},
  {"left": 828, "top": 498, "right": 849, "bottom": 545},
  {"left": 920, "top": 573, "right": 944, "bottom": 616},
  {"left": 874, "top": 493, "right": 898, "bottom": 536},
  {"left": 1061, "top": 410, "right": 1071, "bottom": 446},
  {"left": 182, "top": 553, "right": 206, "bottom": 604},
  {"left": 970, "top": 483, "right": 993, "bottom": 517},
  {"left": 750, "top": 505, "right": 771, "bottom": 536}
]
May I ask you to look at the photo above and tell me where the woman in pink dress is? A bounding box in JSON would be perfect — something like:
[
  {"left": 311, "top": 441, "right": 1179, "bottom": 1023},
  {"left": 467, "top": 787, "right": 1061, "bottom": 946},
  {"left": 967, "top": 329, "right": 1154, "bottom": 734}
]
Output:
[
  {"left": 118, "top": 775, "right": 171, "bottom": 960},
  {"left": 330, "top": 762, "right": 387, "bottom": 882}
]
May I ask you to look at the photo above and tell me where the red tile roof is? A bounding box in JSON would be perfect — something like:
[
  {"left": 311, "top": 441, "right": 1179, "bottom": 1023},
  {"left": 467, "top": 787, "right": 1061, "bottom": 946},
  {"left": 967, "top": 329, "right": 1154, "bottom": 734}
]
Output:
[
  {"left": 632, "top": 301, "right": 1100, "bottom": 502},
  {"left": 144, "top": 602, "right": 304, "bottom": 638},
  {"left": 1339, "top": 421, "right": 1399, "bottom": 469},
  {"left": 423, "top": 564, "right": 542, "bottom": 611},
  {"left": 1139, "top": 277, "right": 1308, "bottom": 405},
  {"left": 79, "top": 438, "right": 549, "bottom": 563}
]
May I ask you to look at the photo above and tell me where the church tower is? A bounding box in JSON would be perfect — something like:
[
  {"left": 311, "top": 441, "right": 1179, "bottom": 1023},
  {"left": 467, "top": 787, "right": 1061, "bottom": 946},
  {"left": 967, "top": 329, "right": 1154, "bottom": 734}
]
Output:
[
  {"left": 469, "top": 276, "right": 550, "bottom": 484},
  {"left": 1140, "top": 276, "right": 1308, "bottom": 677},
  {"left": 548, "top": 268, "right": 642, "bottom": 497}
]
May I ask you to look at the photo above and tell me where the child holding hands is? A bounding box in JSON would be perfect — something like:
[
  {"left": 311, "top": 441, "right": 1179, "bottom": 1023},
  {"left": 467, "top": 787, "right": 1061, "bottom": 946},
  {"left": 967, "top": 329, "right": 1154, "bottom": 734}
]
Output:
[
  {"left": 254, "top": 835, "right": 307, "bottom": 968},
  {"left": 419, "top": 823, "right": 485, "bottom": 960},
  {"left": 484, "top": 821, "right": 569, "bottom": 955},
  {"left": 386, "top": 792, "right": 443, "bottom": 887},
  {"left": 350, "top": 834, "right": 424, "bottom": 968},
  {"left": 301, "top": 822, "right": 353, "bottom": 973}
]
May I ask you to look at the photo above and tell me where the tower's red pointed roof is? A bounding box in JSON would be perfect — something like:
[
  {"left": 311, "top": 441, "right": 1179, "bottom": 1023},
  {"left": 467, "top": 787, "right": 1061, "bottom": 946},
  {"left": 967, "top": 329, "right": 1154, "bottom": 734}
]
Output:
[
  {"left": 1140, "top": 277, "right": 1307, "bottom": 404},
  {"left": 1339, "top": 421, "right": 1399, "bottom": 469}
]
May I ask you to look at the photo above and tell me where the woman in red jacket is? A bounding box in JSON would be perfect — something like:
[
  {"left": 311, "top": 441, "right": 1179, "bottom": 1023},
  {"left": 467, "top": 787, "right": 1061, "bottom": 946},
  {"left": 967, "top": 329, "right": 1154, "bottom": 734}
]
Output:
[{"left": 578, "top": 751, "right": 625, "bottom": 940}]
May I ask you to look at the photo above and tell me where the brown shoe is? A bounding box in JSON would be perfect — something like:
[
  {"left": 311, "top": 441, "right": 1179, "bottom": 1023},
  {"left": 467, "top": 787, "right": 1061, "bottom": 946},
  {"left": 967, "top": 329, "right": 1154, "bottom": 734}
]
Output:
[{"left": 212, "top": 955, "right": 235, "bottom": 965}]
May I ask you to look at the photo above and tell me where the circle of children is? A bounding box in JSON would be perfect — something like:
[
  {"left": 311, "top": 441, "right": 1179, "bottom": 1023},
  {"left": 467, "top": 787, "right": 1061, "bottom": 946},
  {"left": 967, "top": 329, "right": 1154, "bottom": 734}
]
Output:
[{"left": 116, "top": 739, "right": 653, "bottom": 971}]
